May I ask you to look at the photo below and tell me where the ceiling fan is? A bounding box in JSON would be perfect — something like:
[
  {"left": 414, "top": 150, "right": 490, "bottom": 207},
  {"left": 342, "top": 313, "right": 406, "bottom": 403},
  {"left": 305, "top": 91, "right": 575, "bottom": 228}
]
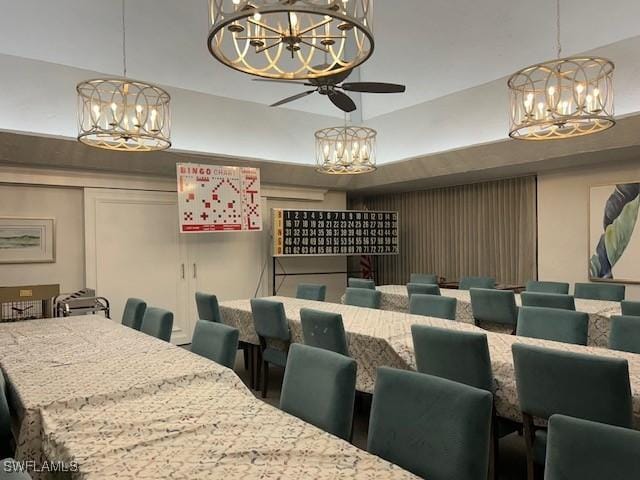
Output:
[{"left": 254, "top": 67, "right": 406, "bottom": 113}]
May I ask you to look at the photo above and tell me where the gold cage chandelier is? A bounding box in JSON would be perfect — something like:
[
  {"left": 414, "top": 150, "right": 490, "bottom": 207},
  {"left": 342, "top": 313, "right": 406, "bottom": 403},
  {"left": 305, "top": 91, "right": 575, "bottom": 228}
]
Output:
[
  {"left": 315, "top": 123, "right": 376, "bottom": 174},
  {"left": 507, "top": 0, "right": 614, "bottom": 140},
  {"left": 76, "top": 1, "right": 171, "bottom": 152},
  {"left": 207, "top": 0, "right": 374, "bottom": 80}
]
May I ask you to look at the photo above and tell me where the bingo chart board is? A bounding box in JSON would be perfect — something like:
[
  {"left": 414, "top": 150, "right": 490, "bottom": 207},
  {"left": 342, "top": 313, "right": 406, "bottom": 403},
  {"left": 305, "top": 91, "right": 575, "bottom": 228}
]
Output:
[
  {"left": 177, "top": 163, "right": 262, "bottom": 233},
  {"left": 273, "top": 209, "right": 399, "bottom": 257}
]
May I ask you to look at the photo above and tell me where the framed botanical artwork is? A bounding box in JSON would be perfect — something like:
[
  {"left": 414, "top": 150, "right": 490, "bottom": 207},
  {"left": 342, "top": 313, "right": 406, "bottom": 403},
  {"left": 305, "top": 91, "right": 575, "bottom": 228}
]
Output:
[
  {"left": 0, "top": 217, "right": 55, "bottom": 264},
  {"left": 589, "top": 183, "right": 640, "bottom": 284}
]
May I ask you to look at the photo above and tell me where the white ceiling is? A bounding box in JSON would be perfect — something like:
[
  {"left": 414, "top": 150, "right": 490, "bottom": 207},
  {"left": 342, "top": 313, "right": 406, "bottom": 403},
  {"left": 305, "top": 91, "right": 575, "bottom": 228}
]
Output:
[{"left": 2, "top": 0, "right": 640, "bottom": 120}]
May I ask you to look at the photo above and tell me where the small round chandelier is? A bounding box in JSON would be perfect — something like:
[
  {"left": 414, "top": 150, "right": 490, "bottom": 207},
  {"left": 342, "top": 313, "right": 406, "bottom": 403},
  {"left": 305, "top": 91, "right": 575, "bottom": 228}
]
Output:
[
  {"left": 76, "top": 0, "right": 171, "bottom": 152},
  {"left": 207, "top": 0, "right": 374, "bottom": 80},
  {"left": 315, "top": 124, "right": 376, "bottom": 174},
  {"left": 507, "top": 0, "right": 614, "bottom": 140}
]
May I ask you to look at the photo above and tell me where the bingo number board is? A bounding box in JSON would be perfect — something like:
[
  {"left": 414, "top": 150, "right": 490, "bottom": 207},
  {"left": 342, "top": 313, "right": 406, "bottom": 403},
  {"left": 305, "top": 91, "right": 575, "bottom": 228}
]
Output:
[
  {"left": 273, "top": 209, "right": 399, "bottom": 257},
  {"left": 177, "top": 163, "right": 262, "bottom": 233}
]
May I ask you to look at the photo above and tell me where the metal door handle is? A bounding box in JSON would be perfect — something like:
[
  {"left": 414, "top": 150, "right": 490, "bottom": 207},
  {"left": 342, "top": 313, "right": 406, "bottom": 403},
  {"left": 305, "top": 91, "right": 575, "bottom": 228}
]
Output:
[
  {"left": 193, "top": 263, "right": 197, "bottom": 279},
  {"left": 181, "top": 264, "right": 185, "bottom": 279}
]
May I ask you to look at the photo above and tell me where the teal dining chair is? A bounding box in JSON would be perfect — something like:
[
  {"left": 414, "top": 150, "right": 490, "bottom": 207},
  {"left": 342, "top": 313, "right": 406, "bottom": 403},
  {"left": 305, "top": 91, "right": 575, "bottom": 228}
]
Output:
[
  {"left": 621, "top": 300, "right": 640, "bottom": 316},
  {"left": 300, "top": 308, "right": 349, "bottom": 356},
  {"left": 409, "top": 273, "right": 438, "bottom": 285},
  {"left": 512, "top": 343, "right": 632, "bottom": 480},
  {"left": 545, "top": 414, "right": 640, "bottom": 480},
  {"left": 0, "top": 373, "right": 14, "bottom": 459},
  {"left": 140, "top": 307, "right": 173, "bottom": 342},
  {"left": 406, "top": 283, "right": 440, "bottom": 297},
  {"left": 409, "top": 294, "right": 456, "bottom": 320},
  {"left": 280, "top": 344, "right": 356, "bottom": 441},
  {"left": 344, "top": 287, "right": 381, "bottom": 309},
  {"left": 520, "top": 292, "right": 576, "bottom": 311},
  {"left": 295, "top": 284, "right": 327, "bottom": 302},
  {"left": 525, "top": 281, "right": 569, "bottom": 295},
  {"left": 609, "top": 315, "right": 640, "bottom": 354},
  {"left": 368, "top": 367, "right": 493, "bottom": 480},
  {"left": 0, "top": 459, "right": 32, "bottom": 479},
  {"left": 516, "top": 307, "right": 589, "bottom": 345},
  {"left": 347, "top": 278, "right": 375, "bottom": 290},
  {"left": 250, "top": 299, "right": 291, "bottom": 398},
  {"left": 195, "top": 292, "right": 222, "bottom": 322},
  {"left": 574, "top": 282, "right": 625, "bottom": 302},
  {"left": 459, "top": 276, "right": 496, "bottom": 290},
  {"left": 190, "top": 320, "right": 239, "bottom": 369},
  {"left": 470, "top": 288, "right": 518, "bottom": 333},
  {"left": 121, "top": 297, "right": 146, "bottom": 330}
]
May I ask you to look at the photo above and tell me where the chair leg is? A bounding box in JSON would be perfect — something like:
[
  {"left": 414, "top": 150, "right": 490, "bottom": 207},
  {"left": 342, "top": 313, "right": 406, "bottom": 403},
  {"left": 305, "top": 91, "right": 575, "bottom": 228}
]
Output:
[
  {"left": 522, "top": 413, "right": 537, "bottom": 480},
  {"left": 489, "top": 413, "right": 499, "bottom": 480},
  {"left": 243, "top": 344, "right": 249, "bottom": 371},
  {"left": 255, "top": 347, "right": 262, "bottom": 392},
  {"left": 261, "top": 361, "right": 269, "bottom": 398},
  {"left": 248, "top": 345, "right": 254, "bottom": 390}
]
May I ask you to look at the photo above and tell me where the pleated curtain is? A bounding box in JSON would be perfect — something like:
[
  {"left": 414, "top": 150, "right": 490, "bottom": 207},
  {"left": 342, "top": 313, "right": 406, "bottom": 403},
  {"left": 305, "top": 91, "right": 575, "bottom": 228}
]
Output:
[{"left": 350, "top": 176, "right": 537, "bottom": 285}]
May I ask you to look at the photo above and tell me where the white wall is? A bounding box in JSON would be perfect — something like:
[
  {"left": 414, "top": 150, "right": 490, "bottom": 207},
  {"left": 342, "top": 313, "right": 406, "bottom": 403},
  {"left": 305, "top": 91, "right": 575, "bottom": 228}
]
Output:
[
  {"left": 538, "top": 158, "right": 640, "bottom": 300},
  {"left": 0, "top": 184, "right": 85, "bottom": 292}
]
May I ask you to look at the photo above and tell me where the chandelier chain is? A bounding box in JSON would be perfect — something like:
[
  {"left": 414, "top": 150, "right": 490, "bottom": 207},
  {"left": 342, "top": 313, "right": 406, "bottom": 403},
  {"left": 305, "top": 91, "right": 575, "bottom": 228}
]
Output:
[
  {"left": 556, "top": 0, "right": 562, "bottom": 58},
  {"left": 122, "top": 0, "right": 127, "bottom": 77}
]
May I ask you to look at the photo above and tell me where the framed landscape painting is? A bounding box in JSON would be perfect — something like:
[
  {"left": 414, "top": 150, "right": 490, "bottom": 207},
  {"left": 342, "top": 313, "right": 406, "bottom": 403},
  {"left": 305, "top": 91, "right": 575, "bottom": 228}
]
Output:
[
  {"left": 589, "top": 183, "right": 640, "bottom": 284},
  {"left": 0, "top": 217, "right": 55, "bottom": 264}
]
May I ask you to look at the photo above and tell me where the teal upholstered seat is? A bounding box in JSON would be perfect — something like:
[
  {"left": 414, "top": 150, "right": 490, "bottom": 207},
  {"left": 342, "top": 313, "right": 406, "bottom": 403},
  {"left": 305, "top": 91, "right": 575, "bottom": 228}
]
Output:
[
  {"left": 409, "top": 294, "right": 456, "bottom": 320},
  {"left": 409, "top": 273, "right": 438, "bottom": 285},
  {"left": 347, "top": 278, "right": 375, "bottom": 290},
  {"left": 280, "top": 344, "right": 356, "bottom": 441},
  {"left": 195, "top": 292, "right": 222, "bottom": 322},
  {"left": 525, "top": 281, "right": 569, "bottom": 294},
  {"left": 140, "top": 307, "right": 173, "bottom": 342},
  {"left": 344, "top": 287, "right": 381, "bottom": 309},
  {"left": 300, "top": 308, "right": 349, "bottom": 356},
  {"left": 609, "top": 315, "right": 640, "bottom": 354},
  {"left": 470, "top": 288, "right": 518, "bottom": 332},
  {"left": 512, "top": 343, "right": 632, "bottom": 478},
  {"left": 0, "top": 459, "right": 32, "bottom": 479},
  {"left": 0, "top": 373, "right": 14, "bottom": 459},
  {"left": 545, "top": 414, "right": 640, "bottom": 480},
  {"left": 574, "top": 282, "right": 625, "bottom": 301},
  {"left": 520, "top": 292, "right": 575, "bottom": 311},
  {"left": 250, "top": 299, "right": 291, "bottom": 397},
  {"left": 190, "top": 320, "right": 239, "bottom": 369},
  {"left": 459, "top": 276, "right": 495, "bottom": 290},
  {"left": 121, "top": 297, "right": 146, "bottom": 330},
  {"left": 406, "top": 283, "right": 440, "bottom": 297},
  {"left": 295, "top": 284, "right": 327, "bottom": 302},
  {"left": 516, "top": 307, "right": 589, "bottom": 345},
  {"left": 621, "top": 300, "right": 640, "bottom": 316},
  {"left": 368, "top": 367, "right": 492, "bottom": 480}
]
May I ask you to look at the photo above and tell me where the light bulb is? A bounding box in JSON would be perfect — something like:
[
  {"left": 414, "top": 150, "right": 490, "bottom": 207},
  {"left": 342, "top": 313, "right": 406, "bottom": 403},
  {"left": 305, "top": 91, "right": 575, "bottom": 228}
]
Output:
[
  {"left": 110, "top": 102, "right": 117, "bottom": 112},
  {"left": 135, "top": 105, "right": 143, "bottom": 113},
  {"left": 290, "top": 12, "right": 298, "bottom": 29},
  {"left": 253, "top": 12, "right": 261, "bottom": 21},
  {"left": 576, "top": 84, "right": 584, "bottom": 94}
]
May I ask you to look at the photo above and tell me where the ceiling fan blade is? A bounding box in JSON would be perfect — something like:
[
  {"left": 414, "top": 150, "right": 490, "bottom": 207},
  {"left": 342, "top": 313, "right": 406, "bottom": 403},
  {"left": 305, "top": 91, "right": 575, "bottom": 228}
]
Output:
[
  {"left": 252, "top": 78, "right": 313, "bottom": 86},
  {"left": 341, "top": 82, "right": 406, "bottom": 93},
  {"left": 270, "top": 90, "right": 316, "bottom": 107},
  {"left": 328, "top": 91, "right": 356, "bottom": 112}
]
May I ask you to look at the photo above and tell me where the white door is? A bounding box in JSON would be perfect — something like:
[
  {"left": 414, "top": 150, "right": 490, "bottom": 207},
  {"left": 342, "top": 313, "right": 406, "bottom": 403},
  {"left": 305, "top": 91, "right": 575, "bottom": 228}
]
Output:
[{"left": 85, "top": 189, "right": 192, "bottom": 345}]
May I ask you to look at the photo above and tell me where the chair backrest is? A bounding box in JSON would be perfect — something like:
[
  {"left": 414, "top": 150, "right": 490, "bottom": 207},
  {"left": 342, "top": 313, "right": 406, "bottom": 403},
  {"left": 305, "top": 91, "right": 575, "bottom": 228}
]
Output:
[
  {"left": 0, "top": 372, "right": 13, "bottom": 459},
  {"left": 347, "top": 278, "right": 375, "bottom": 290},
  {"left": 411, "top": 325, "right": 494, "bottom": 392},
  {"left": 459, "top": 276, "right": 495, "bottom": 290},
  {"left": 609, "top": 315, "right": 640, "bottom": 355},
  {"left": 250, "top": 298, "right": 291, "bottom": 341},
  {"left": 295, "top": 283, "right": 327, "bottom": 302},
  {"left": 574, "top": 282, "right": 625, "bottom": 302},
  {"left": 344, "top": 287, "right": 381, "bottom": 309},
  {"left": 409, "top": 273, "right": 438, "bottom": 285},
  {"left": 409, "top": 294, "right": 457, "bottom": 320},
  {"left": 140, "top": 307, "right": 174, "bottom": 342},
  {"left": 195, "top": 292, "right": 221, "bottom": 322},
  {"left": 280, "top": 344, "right": 356, "bottom": 441},
  {"left": 520, "top": 292, "right": 576, "bottom": 311},
  {"left": 512, "top": 343, "right": 632, "bottom": 427},
  {"left": 121, "top": 298, "right": 147, "bottom": 330},
  {"left": 621, "top": 300, "right": 640, "bottom": 317},
  {"left": 190, "top": 320, "right": 239, "bottom": 369},
  {"left": 516, "top": 307, "right": 589, "bottom": 345},
  {"left": 406, "top": 283, "right": 440, "bottom": 297},
  {"left": 470, "top": 288, "right": 518, "bottom": 326},
  {"left": 300, "top": 308, "right": 349, "bottom": 356},
  {"left": 368, "top": 367, "right": 493, "bottom": 480},
  {"left": 525, "top": 280, "right": 569, "bottom": 295},
  {"left": 545, "top": 414, "right": 640, "bottom": 480}
]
